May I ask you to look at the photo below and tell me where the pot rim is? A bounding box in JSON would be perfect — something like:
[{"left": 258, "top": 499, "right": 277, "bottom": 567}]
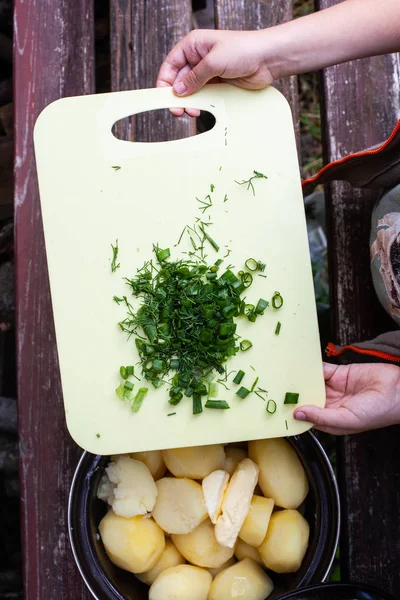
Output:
[{"left": 68, "top": 431, "right": 341, "bottom": 600}]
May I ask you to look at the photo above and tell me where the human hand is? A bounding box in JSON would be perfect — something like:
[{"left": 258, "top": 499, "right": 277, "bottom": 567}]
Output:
[
  {"left": 156, "top": 30, "right": 275, "bottom": 117},
  {"left": 294, "top": 362, "right": 400, "bottom": 435}
]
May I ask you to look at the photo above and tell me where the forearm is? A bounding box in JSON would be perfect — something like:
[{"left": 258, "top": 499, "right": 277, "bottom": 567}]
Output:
[{"left": 262, "top": 0, "right": 400, "bottom": 80}]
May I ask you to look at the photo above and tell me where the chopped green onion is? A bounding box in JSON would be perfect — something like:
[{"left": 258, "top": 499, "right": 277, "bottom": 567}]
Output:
[
  {"left": 193, "top": 394, "right": 203, "bottom": 414},
  {"left": 115, "top": 383, "right": 125, "bottom": 401},
  {"left": 116, "top": 239, "right": 270, "bottom": 413},
  {"left": 205, "top": 400, "right": 230, "bottom": 409},
  {"left": 169, "top": 394, "right": 182, "bottom": 406},
  {"left": 285, "top": 419, "right": 288, "bottom": 431},
  {"left": 131, "top": 388, "right": 148, "bottom": 412},
  {"left": 240, "top": 340, "right": 253, "bottom": 352},
  {"left": 255, "top": 298, "right": 269, "bottom": 315},
  {"left": 96, "top": 433, "right": 101, "bottom": 438},
  {"left": 112, "top": 165, "right": 121, "bottom": 171},
  {"left": 110, "top": 239, "right": 120, "bottom": 273},
  {"left": 272, "top": 292, "right": 283, "bottom": 309},
  {"left": 200, "top": 226, "right": 219, "bottom": 252},
  {"left": 236, "top": 386, "right": 251, "bottom": 399},
  {"left": 152, "top": 359, "right": 166, "bottom": 372},
  {"left": 156, "top": 247, "right": 171, "bottom": 262},
  {"left": 167, "top": 412, "right": 176, "bottom": 416},
  {"left": 233, "top": 370, "right": 245, "bottom": 385},
  {"left": 245, "top": 258, "right": 258, "bottom": 272},
  {"left": 120, "top": 365, "right": 134, "bottom": 379},
  {"left": 266, "top": 399, "right": 277, "bottom": 414},
  {"left": 208, "top": 383, "right": 219, "bottom": 398},
  {"left": 284, "top": 392, "right": 299, "bottom": 404},
  {"left": 250, "top": 377, "right": 259, "bottom": 393},
  {"left": 241, "top": 272, "right": 253, "bottom": 288},
  {"left": 210, "top": 184, "right": 215, "bottom": 192},
  {"left": 275, "top": 322, "right": 281, "bottom": 335}
]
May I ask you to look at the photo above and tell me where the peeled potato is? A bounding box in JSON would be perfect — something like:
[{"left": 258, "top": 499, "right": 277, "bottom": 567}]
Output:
[
  {"left": 202, "top": 470, "right": 230, "bottom": 524},
  {"left": 130, "top": 450, "right": 166, "bottom": 480},
  {"left": 208, "top": 558, "right": 274, "bottom": 600},
  {"left": 208, "top": 557, "right": 236, "bottom": 578},
  {"left": 224, "top": 447, "right": 247, "bottom": 475},
  {"left": 239, "top": 495, "right": 274, "bottom": 547},
  {"left": 172, "top": 519, "right": 235, "bottom": 568},
  {"left": 135, "top": 540, "right": 185, "bottom": 585},
  {"left": 152, "top": 477, "right": 207, "bottom": 534},
  {"left": 162, "top": 445, "right": 225, "bottom": 479},
  {"left": 235, "top": 539, "right": 263, "bottom": 565},
  {"left": 215, "top": 459, "right": 259, "bottom": 548},
  {"left": 99, "top": 510, "right": 165, "bottom": 574},
  {"left": 258, "top": 509, "right": 310, "bottom": 573},
  {"left": 149, "top": 564, "right": 212, "bottom": 600},
  {"left": 97, "top": 456, "right": 158, "bottom": 518},
  {"left": 248, "top": 438, "right": 308, "bottom": 509}
]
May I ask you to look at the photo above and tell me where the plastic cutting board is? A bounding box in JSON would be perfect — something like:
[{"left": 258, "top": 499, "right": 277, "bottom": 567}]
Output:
[{"left": 34, "top": 84, "right": 325, "bottom": 455}]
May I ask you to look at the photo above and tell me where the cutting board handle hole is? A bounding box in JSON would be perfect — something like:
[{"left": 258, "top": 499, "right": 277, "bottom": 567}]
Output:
[{"left": 111, "top": 109, "right": 216, "bottom": 143}]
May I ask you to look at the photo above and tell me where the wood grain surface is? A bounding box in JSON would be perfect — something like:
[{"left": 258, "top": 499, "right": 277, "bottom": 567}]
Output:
[
  {"left": 318, "top": 1, "right": 400, "bottom": 595},
  {"left": 215, "top": 0, "right": 300, "bottom": 154},
  {"left": 15, "top": 0, "right": 400, "bottom": 596},
  {"left": 111, "top": 0, "right": 195, "bottom": 142},
  {"left": 14, "top": 1, "right": 95, "bottom": 598}
]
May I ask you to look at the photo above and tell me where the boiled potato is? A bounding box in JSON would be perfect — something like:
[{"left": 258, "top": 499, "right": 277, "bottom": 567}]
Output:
[
  {"left": 248, "top": 439, "right": 308, "bottom": 509},
  {"left": 130, "top": 450, "right": 166, "bottom": 480},
  {"left": 202, "top": 470, "right": 230, "bottom": 524},
  {"left": 215, "top": 459, "right": 259, "bottom": 548},
  {"left": 172, "top": 519, "right": 235, "bottom": 568},
  {"left": 99, "top": 510, "right": 165, "bottom": 574},
  {"left": 97, "top": 455, "right": 158, "bottom": 518},
  {"left": 258, "top": 509, "right": 310, "bottom": 573},
  {"left": 149, "top": 564, "right": 212, "bottom": 600},
  {"left": 208, "top": 558, "right": 274, "bottom": 600},
  {"left": 162, "top": 445, "right": 225, "bottom": 479},
  {"left": 135, "top": 540, "right": 185, "bottom": 585},
  {"left": 224, "top": 446, "right": 247, "bottom": 475},
  {"left": 235, "top": 539, "right": 263, "bottom": 565},
  {"left": 152, "top": 477, "right": 207, "bottom": 534},
  {"left": 208, "top": 557, "right": 236, "bottom": 578},
  {"left": 239, "top": 495, "right": 274, "bottom": 547}
]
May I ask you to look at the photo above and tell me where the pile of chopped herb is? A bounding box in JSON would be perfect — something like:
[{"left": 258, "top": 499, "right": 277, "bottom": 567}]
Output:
[{"left": 116, "top": 246, "right": 268, "bottom": 412}]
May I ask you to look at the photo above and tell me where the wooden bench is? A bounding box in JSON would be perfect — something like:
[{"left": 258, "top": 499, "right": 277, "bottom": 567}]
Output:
[{"left": 14, "top": 0, "right": 400, "bottom": 597}]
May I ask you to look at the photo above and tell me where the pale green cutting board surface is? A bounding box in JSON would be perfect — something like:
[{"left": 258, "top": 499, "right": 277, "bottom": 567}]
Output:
[{"left": 34, "top": 84, "right": 324, "bottom": 455}]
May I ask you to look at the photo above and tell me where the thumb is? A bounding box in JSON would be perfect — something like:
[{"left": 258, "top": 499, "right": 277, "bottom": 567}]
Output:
[
  {"left": 294, "top": 405, "right": 357, "bottom": 435},
  {"left": 173, "top": 54, "right": 220, "bottom": 96}
]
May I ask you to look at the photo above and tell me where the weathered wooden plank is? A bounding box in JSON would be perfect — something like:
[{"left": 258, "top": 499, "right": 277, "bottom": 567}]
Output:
[
  {"left": 318, "top": 1, "right": 400, "bottom": 595},
  {"left": 214, "top": 0, "right": 300, "bottom": 155},
  {"left": 111, "top": 0, "right": 194, "bottom": 142},
  {"left": 14, "top": 1, "right": 95, "bottom": 597}
]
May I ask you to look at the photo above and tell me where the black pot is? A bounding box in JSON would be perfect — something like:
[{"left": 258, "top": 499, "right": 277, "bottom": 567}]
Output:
[{"left": 68, "top": 432, "right": 340, "bottom": 600}]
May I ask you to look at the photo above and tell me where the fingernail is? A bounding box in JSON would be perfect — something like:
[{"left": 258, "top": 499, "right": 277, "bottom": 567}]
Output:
[
  {"left": 294, "top": 411, "right": 306, "bottom": 421},
  {"left": 174, "top": 81, "right": 187, "bottom": 95}
]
